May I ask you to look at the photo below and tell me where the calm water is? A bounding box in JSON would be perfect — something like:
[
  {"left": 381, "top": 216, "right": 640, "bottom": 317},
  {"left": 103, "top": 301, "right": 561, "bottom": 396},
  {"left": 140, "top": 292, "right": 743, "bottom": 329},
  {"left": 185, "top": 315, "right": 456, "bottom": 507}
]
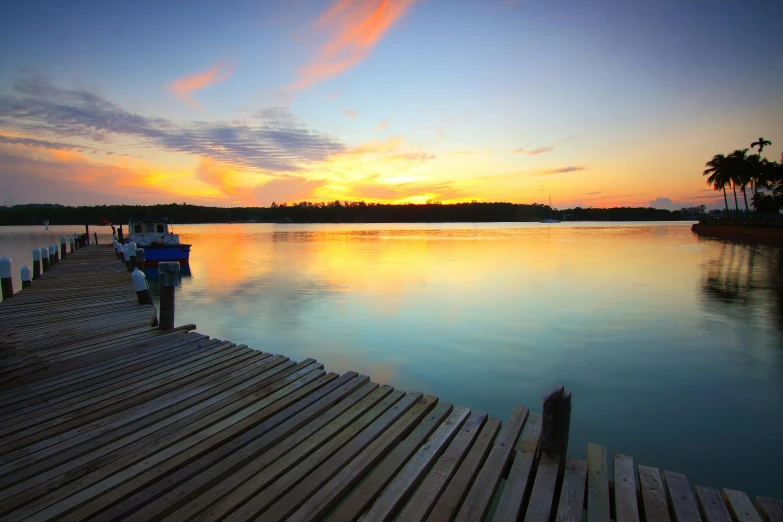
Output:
[{"left": 1, "top": 222, "right": 782, "bottom": 499}]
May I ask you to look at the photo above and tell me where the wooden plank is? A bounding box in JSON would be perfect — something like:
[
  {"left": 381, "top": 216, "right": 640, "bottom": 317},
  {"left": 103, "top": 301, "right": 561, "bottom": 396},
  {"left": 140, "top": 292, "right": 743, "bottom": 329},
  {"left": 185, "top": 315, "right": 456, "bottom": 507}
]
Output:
[
  {"left": 756, "top": 498, "right": 783, "bottom": 522},
  {"left": 493, "top": 412, "right": 543, "bottom": 522},
  {"left": 323, "top": 400, "right": 455, "bottom": 522},
  {"left": 614, "top": 454, "right": 640, "bottom": 522},
  {"left": 395, "top": 411, "right": 488, "bottom": 522},
  {"left": 523, "top": 452, "right": 560, "bottom": 522},
  {"left": 427, "top": 417, "right": 501, "bottom": 522},
  {"left": 454, "top": 405, "right": 529, "bottom": 522},
  {"left": 554, "top": 457, "right": 588, "bottom": 522},
  {"left": 283, "top": 396, "right": 447, "bottom": 522},
  {"left": 228, "top": 391, "right": 427, "bottom": 522},
  {"left": 696, "top": 486, "right": 732, "bottom": 522},
  {"left": 587, "top": 443, "right": 610, "bottom": 522},
  {"left": 1, "top": 370, "right": 343, "bottom": 520},
  {"left": 164, "top": 382, "right": 390, "bottom": 521},
  {"left": 723, "top": 490, "right": 763, "bottom": 522},
  {"left": 357, "top": 406, "right": 471, "bottom": 522},
  {"left": 662, "top": 471, "right": 701, "bottom": 522},
  {"left": 638, "top": 466, "right": 671, "bottom": 522},
  {"left": 111, "top": 377, "right": 384, "bottom": 522}
]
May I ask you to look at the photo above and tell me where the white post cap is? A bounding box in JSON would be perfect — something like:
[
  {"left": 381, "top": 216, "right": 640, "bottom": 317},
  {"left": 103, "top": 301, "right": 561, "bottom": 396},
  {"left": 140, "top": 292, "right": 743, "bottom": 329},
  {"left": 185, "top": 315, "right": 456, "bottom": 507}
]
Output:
[
  {"left": 73, "top": 232, "right": 79, "bottom": 239},
  {"left": 33, "top": 249, "right": 41, "bottom": 261},
  {"left": 123, "top": 243, "right": 131, "bottom": 261},
  {"left": 21, "top": 266, "right": 31, "bottom": 281},
  {"left": 60, "top": 236, "right": 67, "bottom": 243},
  {"left": 49, "top": 244, "right": 56, "bottom": 255},
  {"left": 0, "top": 257, "right": 11, "bottom": 279},
  {"left": 131, "top": 268, "right": 148, "bottom": 291},
  {"left": 159, "top": 262, "right": 180, "bottom": 287},
  {"left": 128, "top": 242, "right": 137, "bottom": 255},
  {"left": 42, "top": 246, "right": 49, "bottom": 254}
]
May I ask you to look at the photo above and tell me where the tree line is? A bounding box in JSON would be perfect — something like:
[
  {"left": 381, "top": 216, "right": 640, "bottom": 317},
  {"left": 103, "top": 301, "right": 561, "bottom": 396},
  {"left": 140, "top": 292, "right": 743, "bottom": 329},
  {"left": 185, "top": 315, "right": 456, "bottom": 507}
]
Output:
[
  {"left": 0, "top": 201, "right": 700, "bottom": 226},
  {"left": 703, "top": 137, "right": 783, "bottom": 216}
]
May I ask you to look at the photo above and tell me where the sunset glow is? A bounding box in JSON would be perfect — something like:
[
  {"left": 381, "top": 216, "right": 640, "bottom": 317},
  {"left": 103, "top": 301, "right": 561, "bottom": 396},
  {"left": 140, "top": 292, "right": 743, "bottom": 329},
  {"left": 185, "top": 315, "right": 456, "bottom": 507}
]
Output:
[{"left": 0, "top": 0, "right": 781, "bottom": 209}]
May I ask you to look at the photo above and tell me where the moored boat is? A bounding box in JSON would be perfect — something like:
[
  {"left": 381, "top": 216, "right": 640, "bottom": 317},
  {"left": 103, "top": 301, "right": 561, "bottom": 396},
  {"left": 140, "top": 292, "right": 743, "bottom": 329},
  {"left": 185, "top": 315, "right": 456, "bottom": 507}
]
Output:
[{"left": 126, "top": 216, "right": 190, "bottom": 267}]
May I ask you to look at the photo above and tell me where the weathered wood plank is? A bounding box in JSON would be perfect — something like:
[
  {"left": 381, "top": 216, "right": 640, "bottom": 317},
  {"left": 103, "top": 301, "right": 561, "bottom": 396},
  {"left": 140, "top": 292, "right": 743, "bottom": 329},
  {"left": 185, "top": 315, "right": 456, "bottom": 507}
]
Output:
[
  {"left": 523, "top": 451, "right": 560, "bottom": 522},
  {"left": 723, "top": 489, "right": 763, "bottom": 522},
  {"left": 696, "top": 486, "right": 732, "bottom": 522},
  {"left": 357, "top": 406, "right": 471, "bottom": 522},
  {"left": 493, "top": 412, "right": 543, "bottom": 522},
  {"left": 614, "top": 454, "right": 640, "bottom": 522},
  {"left": 555, "top": 457, "right": 588, "bottom": 522},
  {"left": 587, "top": 443, "right": 610, "bottom": 522},
  {"left": 454, "top": 405, "right": 529, "bottom": 522},
  {"left": 638, "top": 466, "right": 671, "bottom": 522},
  {"left": 395, "top": 411, "right": 487, "bottom": 522},
  {"left": 756, "top": 497, "right": 783, "bottom": 522},
  {"left": 662, "top": 471, "right": 701, "bottom": 522}
]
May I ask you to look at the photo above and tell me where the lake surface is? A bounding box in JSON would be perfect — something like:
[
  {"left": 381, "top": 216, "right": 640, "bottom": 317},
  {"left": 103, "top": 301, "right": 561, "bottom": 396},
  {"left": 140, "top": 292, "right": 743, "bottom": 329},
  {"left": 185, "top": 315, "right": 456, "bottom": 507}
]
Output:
[{"left": 1, "top": 222, "right": 781, "bottom": 499}]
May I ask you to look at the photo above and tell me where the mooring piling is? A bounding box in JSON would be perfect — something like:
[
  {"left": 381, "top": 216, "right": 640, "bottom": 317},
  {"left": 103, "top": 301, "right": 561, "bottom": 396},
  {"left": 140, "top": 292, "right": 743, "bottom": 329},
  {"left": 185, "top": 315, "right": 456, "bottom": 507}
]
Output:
[
  {"left": 41, "top": 246, "right": 49, "bottom": 272},
  {"left": 0, "top": 257, "right": 12, "bottom": 299},
  {"left": 60, "top": 236, "right": 67, "bottom": 259},
  {"left": 158, "top": 261, "right": 179, "bottom": 330},
  {"left": 21, "top": 265, "right": 32, "bottom": 288},
  {"left": 32, "top": 248, "right": 41, "bottom": 280}
]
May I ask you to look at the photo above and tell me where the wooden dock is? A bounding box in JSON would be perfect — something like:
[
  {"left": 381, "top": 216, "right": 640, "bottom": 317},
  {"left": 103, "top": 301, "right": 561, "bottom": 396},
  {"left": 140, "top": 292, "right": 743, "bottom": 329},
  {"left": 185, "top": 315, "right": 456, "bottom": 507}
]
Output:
[{"left": 0, "top": 245, "right": 781, "bottom": 522}]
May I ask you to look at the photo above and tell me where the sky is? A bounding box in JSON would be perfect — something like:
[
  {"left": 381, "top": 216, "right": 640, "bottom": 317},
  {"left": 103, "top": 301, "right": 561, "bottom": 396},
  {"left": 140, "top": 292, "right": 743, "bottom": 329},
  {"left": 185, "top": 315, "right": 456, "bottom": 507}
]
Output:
[{"left": 0, "top": 0, "right": 782, "bottom": 210}]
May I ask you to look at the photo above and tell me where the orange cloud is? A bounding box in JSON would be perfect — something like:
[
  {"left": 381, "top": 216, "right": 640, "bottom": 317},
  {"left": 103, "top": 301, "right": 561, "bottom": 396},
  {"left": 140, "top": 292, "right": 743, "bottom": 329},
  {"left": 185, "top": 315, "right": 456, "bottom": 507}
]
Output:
[
  {"left": 373, "top": 121, "right": 389, "bottom": 131},
  {"left": 342, "top": 108, "right": 358, "bottom": 119},
  {"left": 511, "top": 146, "right": 554, "bottom": 155},
  {"left": 168, "top": 62, "right": 232, "bottom": 105},
  {"left": 290, "top": 0, "right": 419, "bottom": 89}
]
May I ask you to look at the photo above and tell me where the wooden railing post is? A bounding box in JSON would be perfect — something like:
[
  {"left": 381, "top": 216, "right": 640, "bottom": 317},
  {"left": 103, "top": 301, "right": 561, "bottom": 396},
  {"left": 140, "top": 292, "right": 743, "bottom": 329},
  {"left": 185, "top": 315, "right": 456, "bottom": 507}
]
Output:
[
  {"left": 0, "top": 257, "right": 12, "bottom": 299},
  {"left": 540, "top": 385, "right": 572, "bottom": 462},
  {"left": 60, "top": 236, "right": 67, "bottom": 259}
]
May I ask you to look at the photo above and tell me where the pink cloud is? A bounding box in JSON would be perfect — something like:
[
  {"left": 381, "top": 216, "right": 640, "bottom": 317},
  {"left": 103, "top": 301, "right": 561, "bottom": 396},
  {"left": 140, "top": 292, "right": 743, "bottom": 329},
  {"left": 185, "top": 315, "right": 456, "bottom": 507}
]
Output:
[
  {"left": 373, "top": 121, "right": 389, "bottom": 131},
  {"left": 342, "top": 108, "right": 358, "bottom": 119},
  {"left": 290, "top": 0, "right": 419, "bottom": 89},
  {"left": 168, "top": 62, "right": 232, "bottom": 106}
]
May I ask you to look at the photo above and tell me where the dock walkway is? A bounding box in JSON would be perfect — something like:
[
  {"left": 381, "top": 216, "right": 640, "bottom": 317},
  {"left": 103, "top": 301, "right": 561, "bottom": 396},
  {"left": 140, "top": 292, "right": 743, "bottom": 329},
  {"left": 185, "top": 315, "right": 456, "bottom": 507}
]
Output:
[{"left": 0, "top": 246, "right": 781, "bottom": 522}]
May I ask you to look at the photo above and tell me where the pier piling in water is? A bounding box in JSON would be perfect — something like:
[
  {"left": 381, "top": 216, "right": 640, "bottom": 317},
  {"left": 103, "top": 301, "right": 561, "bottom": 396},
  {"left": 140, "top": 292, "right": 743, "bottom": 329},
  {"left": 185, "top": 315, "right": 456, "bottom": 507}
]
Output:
[
  {"left": 60, "top": 236, "right": 67, "bottom": 259},
  {"left": 41, "top": 246, "right": 49, "bottom": 272},
  {"left": 541, "top": 384, "right": 572, "bottom": 462},
  {"left": 21, "top": 266, "right": 32, "bottom": 288},
  {"left": 136, "top": 248, "right": 145, "bottom": 270},
  {"left": 132, "top": 267, "right": 153, "bottom": 306},
  {"left": 0, "top": 257, "right": 12, "bottom": 299},
  {"left": 125, "top": 242, "right": 136, "bottom": 272},
  {"left": 51, "top": 243, "right": 59, "bottom": 264},
  {"left": 32, "top": 249, "right": 41, "bottom": 280},
  {"left": 158, "top": 261, "right": 179, "bottom": 330}
]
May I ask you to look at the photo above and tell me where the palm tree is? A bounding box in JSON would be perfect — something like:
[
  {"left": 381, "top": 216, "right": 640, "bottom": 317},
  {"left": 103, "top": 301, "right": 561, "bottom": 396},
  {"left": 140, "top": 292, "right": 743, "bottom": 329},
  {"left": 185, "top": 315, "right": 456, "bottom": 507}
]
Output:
[
  {"left": 728, "top": 149, "right": 750, "bottom": 216},
  {"left": 751, "top": 137, "right": 771, "bottom": 156},
  {"left": 703, "top": 154, "right": 731, "bottom": 217}
]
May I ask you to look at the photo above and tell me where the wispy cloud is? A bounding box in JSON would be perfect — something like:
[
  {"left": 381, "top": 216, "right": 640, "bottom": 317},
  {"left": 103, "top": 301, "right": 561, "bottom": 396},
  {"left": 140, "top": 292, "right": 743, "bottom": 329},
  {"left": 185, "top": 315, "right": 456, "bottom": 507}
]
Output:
[
  {"left": 168, "top": 62, "right": 232, "bottom": 106},
  {"left": 511, "top": 146, "right": 554, "bottom": 156},
  {"left": 0, "top": 76, "right": 345, "bottom": 172},
  {"left": 342, "top": 108, "right": 358, "bottom": 119},
  {"left": 587, "top": 191, "right": 602, "bottom": 195},
  {"left": 449, "top": 150, "right": 478, "bottom": 156},
  {"left": 373, "top": 121, "right": 389, "bottom": 131},
  {"left": 543, "top": 165, "right": 589, "bottom": 174},
  {"left": 290, "top": 0, "right": 419, "bottom": 89}
]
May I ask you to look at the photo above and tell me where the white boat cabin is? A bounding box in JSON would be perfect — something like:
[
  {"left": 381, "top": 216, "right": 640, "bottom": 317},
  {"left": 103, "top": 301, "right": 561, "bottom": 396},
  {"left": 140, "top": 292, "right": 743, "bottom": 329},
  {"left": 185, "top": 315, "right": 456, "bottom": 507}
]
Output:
[{"left": 127, "top": 217, "right": 181, "bottom": 246}]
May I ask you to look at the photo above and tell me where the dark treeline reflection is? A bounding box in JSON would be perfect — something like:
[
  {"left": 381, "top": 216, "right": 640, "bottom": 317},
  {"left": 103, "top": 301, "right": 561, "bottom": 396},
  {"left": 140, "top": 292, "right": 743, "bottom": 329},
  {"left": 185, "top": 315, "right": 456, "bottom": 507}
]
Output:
[
  {"left": 0, "top": 202, "right": 689, "bottom": 225},
  {"left": 701, "top": 239, "right": 783, "bottom": 336}
]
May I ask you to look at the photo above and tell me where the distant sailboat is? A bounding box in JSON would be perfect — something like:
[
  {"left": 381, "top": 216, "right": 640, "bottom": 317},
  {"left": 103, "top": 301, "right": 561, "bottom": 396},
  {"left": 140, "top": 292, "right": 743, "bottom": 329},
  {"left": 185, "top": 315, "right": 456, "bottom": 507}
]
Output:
[{"left": 540, "top": 196, "right": 560, "bottom": 223}]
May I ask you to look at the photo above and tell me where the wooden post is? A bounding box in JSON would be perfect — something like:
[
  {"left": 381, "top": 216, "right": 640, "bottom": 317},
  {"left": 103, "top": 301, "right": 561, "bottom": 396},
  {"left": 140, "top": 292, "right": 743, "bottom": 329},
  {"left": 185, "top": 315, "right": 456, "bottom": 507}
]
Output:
[
  {"left": 70, "top": 235, "right": 75, "bottom": 252},
  {"left": 117, "top": 225, "right": 124, "bottom": 244},
  {"left": 32, "top": 248, "right": 41, "bottom": 280},
  {"left": 60, "top": 236, "right": 67, "bottom": 259},
  {"left": 48, "top": 244, "right": 56, "bottom": 266},
  {"left": 136, "top": 248, "right": 146, "bottom": 270},
  {"left": 540, "top": 385, "right": 572, "bottom": 462},
  {"left": 94, "top": 232, "right": 98, "bottom": 245},
  {"left": 41, "top": 246, "right": 49, "bottom": 272},
  {"left": 21, "top": 266, "right": 32, "bottom": 288},
  {"left": 0, "top": 257, "right": 12, "bottom": 299},
  {"left": 52, "top": 243, "right": 59, "bottom": 264},
  {"left": 132, "top": 268, "right": 154, "bottom": 306},
  {"left": 85, "top": 224, "right": 90, "bottom": 244},
  {"left": 158, "top": 261, "right": 179, "bottom": 330},
  {"left": 125, "top": 242, "right": 136, "bottom": 272}
]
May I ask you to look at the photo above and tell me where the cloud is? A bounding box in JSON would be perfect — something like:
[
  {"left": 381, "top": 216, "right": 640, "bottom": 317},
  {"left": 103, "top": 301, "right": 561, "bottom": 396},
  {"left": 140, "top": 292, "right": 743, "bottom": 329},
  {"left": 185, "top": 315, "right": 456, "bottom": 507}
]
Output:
[
  {"left": 449, "top": 150, "right": 477, "bottom": 156},
  {"left": 168, "top": 62, "right": 232, "bottom": 106},
  {"left": 196, "top": 157, "right": 246, "bottom": 198},
  {"left": 290, "top": 0, "right": 419, "bottom": 89},
  {"left": 543, "top": 165, "right": 588, "bottom": 174},
  {"left": 511, "top": 146, "right": 554, "bottom": 156},
  {"left": 255, "top": 176, "right": 328, "bottom": 205},
  {"left": 0, "top": 134, "right": 79, "bottom": 150},
  {"left": 342, "top": 108, "right": 358, "bottom": 119},
  {"left": 373, "top": 121, "right": 389, "bottom": 132},
  {"left": 587, "top": 191, "right": 602, "bottom": 195},
  {"left": 0, "top": 76, "right": 345, "bottom": 172}
]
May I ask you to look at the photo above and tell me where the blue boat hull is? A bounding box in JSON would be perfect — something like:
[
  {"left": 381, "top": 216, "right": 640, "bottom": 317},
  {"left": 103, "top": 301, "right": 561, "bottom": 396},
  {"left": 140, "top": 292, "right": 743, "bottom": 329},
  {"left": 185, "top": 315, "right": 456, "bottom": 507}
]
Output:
[{"left": 139, "top": 244, "right": 191, "bottom": 267}]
